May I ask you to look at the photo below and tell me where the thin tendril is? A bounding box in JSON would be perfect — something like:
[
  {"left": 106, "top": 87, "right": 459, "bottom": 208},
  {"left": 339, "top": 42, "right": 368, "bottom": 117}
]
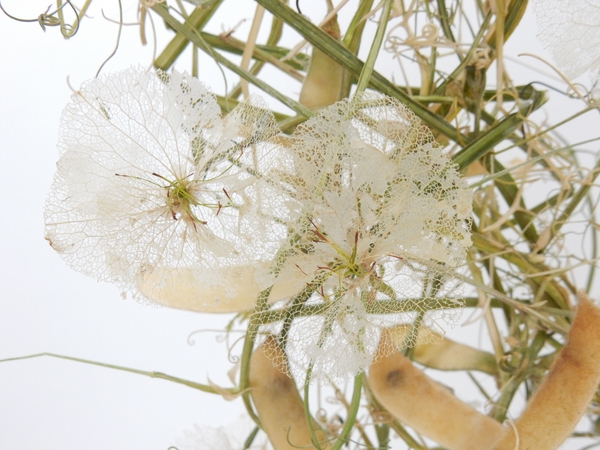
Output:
[
  {"left": 95, "top": 0, "right": 123, "bottom": 77},
  {"left": 0, "top": 0, "right": 78, "bottom": 36},
  {"left": 57, "top": 0, "right": 80, "bottom": 37},
  {"left": 0, "top": 1, "right": 65, "bottom": 23},
  {"left": 186, "top": 328, "right": 244, "bottom": 346}
]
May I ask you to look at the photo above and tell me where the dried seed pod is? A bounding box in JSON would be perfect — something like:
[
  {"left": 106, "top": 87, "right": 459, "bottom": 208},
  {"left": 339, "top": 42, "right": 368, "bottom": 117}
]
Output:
[
  {"left": 298, "top": 11, "right": 344, "bottom": 110},
  {"left": 388, "top": 324, "right": 498, "bottom": 376},
  {"left": 368, "top": 329, "right": 505, "bottom": 450},
  {"left": 250, "top": 336, "right": 330, "bottom": 449},
  {"left": 490, "top": 291, "right": 600, "bottom": 450}
]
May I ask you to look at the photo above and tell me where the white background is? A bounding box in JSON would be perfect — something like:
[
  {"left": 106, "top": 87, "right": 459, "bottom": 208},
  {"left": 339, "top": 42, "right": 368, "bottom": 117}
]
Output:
[{"left": 0, "top": 1, "right": 598, "bottom": 449}]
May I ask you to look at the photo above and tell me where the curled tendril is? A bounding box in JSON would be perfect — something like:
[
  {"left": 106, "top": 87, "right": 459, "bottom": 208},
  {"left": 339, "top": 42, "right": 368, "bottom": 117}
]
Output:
[
  {"left": 471, "top": 46, "right": 491, "bottom": 70},
  {"left": 315, "top": 408, "right": 328, "bottom": 422},
  {"left": 525, "top": 81, "right": 588, "bottom": 99},
  {"left": 516, "top": 52, "right": 598, "bottom": 106},
  {"left": 227, "top": 335, "right": 247, "bottom": 364},
  {"left": 186, "top": 328, "right": 242, "bottom": 346},
  {"left": 184, "top": 327, "right": 244, "bottom": 364},
  {"left": 420, "top": 22, "right": 438, "bottom": 39},
  {"left": 0, "top": 0, "right": 79, "bottom": 37},
  {"left": 187, "top": 329, "right": 202, "bottom": 346},
  {"left": 566, "top": 83, "right": 592, "bottom": 100}
]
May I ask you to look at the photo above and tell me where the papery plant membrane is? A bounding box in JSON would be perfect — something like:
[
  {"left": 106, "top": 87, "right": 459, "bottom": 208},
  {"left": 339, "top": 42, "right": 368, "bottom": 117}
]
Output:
[
  {"left": 533, "top": 0, "right": 600, "bottom": 80},
  {"left": 257, "top": 93, "right": 472, "bottom": 382},
  {"left": 44, "top": 67, "right": 287, "bottom": 312},
  {"left": 175, "top": 415, "right": 267, "bottom": 450},
  {"left": 44, "top": 66, "right": 472, "bottom": 383}
]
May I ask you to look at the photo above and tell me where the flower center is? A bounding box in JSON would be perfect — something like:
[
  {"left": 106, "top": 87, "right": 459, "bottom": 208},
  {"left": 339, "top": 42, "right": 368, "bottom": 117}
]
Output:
[
  {"left": 310, "top": 222, "right": 369, "bottom": 280},
  {"left": 152, "top": 173, "right": 206, "bottom": 226},
  {"left": 166, "top": 179, "right": 197, "bottom": 218}
]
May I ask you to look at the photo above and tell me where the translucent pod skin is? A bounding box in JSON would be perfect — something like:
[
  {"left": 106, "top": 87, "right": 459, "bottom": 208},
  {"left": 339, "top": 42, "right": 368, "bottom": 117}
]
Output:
[
  {"left": 298, "top": 13, "right": 344, "bottom": 110},
  {"left": 368, "top": 330, "right": 505, "bottom": 450},
  {"left": 249, "top": 336, "right": 330, "bottom": 450},
  {"left": 490, "top": 291, "right": 600, "bottom": 450}
]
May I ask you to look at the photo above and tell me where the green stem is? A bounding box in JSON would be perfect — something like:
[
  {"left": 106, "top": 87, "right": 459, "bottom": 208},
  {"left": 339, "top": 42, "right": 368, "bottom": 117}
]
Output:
[
  {"left": 471, "top": 233, "right": 568, "bottom": 309},
  {"left": 228, "top": 8, "right": 285, "bottom": 99},
  {"left": 585, "top": 193, "right": 598, "bottom": 293},
  {"left": 374, "top": 423, "right": 390, "bottom": 450},
  {"left": 243, "top": 427, "right": 260, "bottom": 449},
  {"left": 277, "top": 273, "right": 331, "bottom": 349},
  {"left": 469, "top": 146, "right": 579, "bottom": 188},
  {"left": 152, "top": 4, "right": 313, "bottom": 118},
  {"left": 154, "top": 0, "right": 223, "bottom": 70},
  {"left": 452, "top": 89, "right": 547, "bottom": 169},
  {"left": 355, "top": 0, "right": 393, "bottom": 93},
  {"left": 159, "top": 30, "right": 310, "bottom": 70},
  {"left": 454, "top": 268, "right": 568, "bottom": 333},
  {"left": 239, "top": 287, "right": 273, "bottom": 428},
  {"left": 486, "top": 0, "right": 529, "bottom": 49},
  {"left": 343, "top": 0, "right": 375, "bottom": 49},
  {"left": 255, "top": 0, "right": 465, "bottom": 142},
  {"left": 342, "top": 0, "right": 375, "bottom": 97},
  {"left": 219, "top": 33, "right": 304, "bottom": 81},
  {"left": 303, "top": 366, "right": 325, "bottom": 450},
  {"left": 57, "top": 0, "right": 91, "bottom": 38},
  {"left": 434, "top": 12, "right": 492, "bottom": 96},
  {"left": 401, "top": 310, "right": 425, "bottom": 359},
  {"left": 436, "top": 0, "right": 456, "bottom": 43},
  {"left": 545, "top": 155, "right": 600, "bottom": 251},
  {"left": 0, "top": 352, "right": 234, "bottom": 395},
  {"left": 329, "top": 374, "right": 363, "bottom": 450},
  {"left": 483, "top": 156, "right": 541, "bottom": 244},
  {"left": 254, "top": 296, "right": 476, "bottom": 324}
]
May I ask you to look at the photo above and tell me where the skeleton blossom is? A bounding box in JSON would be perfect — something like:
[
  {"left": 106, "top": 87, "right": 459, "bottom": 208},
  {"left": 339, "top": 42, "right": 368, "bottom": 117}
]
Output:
[
  {"left": 44, "top": 67, "right": 284, "bottom": 312},
  {"left": 175, "top": 416, "right": 268, "bottom": 450},
  {"left": 257, "top": 94, "right": 472, "bottom": 382},
  {"left": 533, "top": 0, "right": 600, "bottom": 80}
]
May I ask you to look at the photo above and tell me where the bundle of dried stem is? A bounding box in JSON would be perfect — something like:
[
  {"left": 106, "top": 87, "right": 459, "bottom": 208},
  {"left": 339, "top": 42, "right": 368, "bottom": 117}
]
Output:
[{"left": 4, "top": 0, "right": 600, "bottom": 448}]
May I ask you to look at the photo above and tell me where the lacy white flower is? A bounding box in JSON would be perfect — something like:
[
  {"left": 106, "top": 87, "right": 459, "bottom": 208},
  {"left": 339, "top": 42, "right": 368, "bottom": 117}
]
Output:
[
  {"left": 45, "top": 67, "right": 283, "bottom": 311},
  {"left": 533, "top": 0, "right": 600, "bottom": 80},
  {"left": 257, "top": 94, "right": 472, "bottom": 382},
  {"left": 175, "top": 416, "right": 270, "bottom": 450}
]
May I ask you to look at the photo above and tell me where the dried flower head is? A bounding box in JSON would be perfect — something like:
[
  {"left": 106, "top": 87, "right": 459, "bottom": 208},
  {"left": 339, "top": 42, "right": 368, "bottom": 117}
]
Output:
[
  {"left": 533, "top": 0, "right": 600, "bottom": 80},
  {"left": 44, "top": 67, "right": 282, "bottom": 311},
  {"left": 257, "top": 93, "right": 472, "bottom": 382},
  {"left": 175, "top": 416, "right": 269, "bottom": 450}
]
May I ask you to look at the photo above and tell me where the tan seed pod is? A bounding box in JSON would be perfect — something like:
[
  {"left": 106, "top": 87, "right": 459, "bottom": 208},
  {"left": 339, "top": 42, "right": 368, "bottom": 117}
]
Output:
[
  {"left": 368, "top": 329, "right": 505, "bottom": 450},
  {"left": 298, "top": 11, "right": 344, "bottom": 110},
  {"left": 250, "top": 336, "right": 330, "bottom": 449},
  {"left": 388, "top": 324, "right": 498, "bottom": 376},
  {"left": 490, "top": 291, "right": 600, "bottom": 450}
]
